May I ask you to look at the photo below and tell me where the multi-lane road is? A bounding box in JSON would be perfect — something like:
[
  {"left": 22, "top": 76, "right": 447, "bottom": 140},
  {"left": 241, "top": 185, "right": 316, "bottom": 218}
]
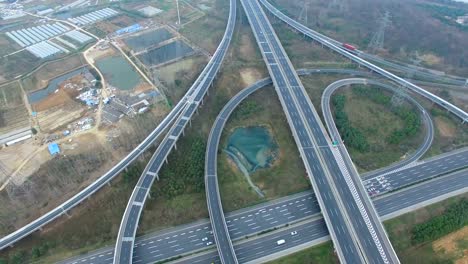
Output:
[
  {"left": 242, "top": 0, "right": 399, "bottom": 262},
  {"left": 112, "top": 0, "right": 237, "bottom": 262},
  {"left": 61, "top": 166, "right": 468, "bottom": 264},
  {"left": 260, "top": 0, "right": 468, "bottom": 123}
]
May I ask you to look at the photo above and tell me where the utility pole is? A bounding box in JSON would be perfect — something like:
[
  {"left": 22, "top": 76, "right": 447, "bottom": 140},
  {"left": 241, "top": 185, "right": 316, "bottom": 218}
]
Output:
[
  {"left": 298, "top": 0, "right": 309, "bottom": 25},
  {"left": 368, "top": 11, "right": 391, "bottom": 53},
  {"left": 176, "top": 0, "right": 181, "bottom": 28},
  {"left": 391, "top": 52, "right": 420, "bottom": 107}
]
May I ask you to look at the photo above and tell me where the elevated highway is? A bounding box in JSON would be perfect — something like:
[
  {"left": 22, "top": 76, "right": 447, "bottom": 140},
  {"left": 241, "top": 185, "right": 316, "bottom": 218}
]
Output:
[
  {"left": 240, "top": 0, "right": 400, "bottom": 262},
  {"left": 0, "top": 0, "right": 233, "bottom": 252},
  {"left": 260, "top": 0, "right": 468, "bottom": 123},
  {"left": 112, "top": 0, "right": 237, "bottom": 262}
]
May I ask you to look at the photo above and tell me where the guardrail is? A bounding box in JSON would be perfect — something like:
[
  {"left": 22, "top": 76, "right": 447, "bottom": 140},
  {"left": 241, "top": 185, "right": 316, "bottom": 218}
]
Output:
[
  {"left": 113, "top": 0, "right": 237, "bottom": 262},
  {"left": 260, "top": 0, "right": 468, "bottom": 123}
]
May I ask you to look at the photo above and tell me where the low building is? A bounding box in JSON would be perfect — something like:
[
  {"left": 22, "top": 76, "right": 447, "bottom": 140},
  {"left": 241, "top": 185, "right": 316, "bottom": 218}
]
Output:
[
  {"left": 115, "top": 24, "right": 142, "bottom": 35},
  {"left": 48, "top": 142, "right": 60, "bottom": 155},
  {"left": 0, "top": 127, "right": 32, "bottom": 146}
]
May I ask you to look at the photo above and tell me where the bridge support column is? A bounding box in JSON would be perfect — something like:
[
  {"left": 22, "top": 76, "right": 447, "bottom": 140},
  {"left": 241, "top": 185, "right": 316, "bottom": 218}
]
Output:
[
  {"left": 174, "top": 141, "right": 177, "bottom": 150},
  {"left": 63, "top": 210, "right": 71, "bottom": 218},
  {"left": 165, "top": 157, "right": 168, "bottom": 164},
  {"left": 107, "top": 182, "right": 111, "bottom": 187}
]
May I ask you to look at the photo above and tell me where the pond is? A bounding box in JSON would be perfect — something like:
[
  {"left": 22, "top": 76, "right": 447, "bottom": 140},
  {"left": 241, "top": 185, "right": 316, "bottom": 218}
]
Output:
[
  {"left": 28, "top": 67, "right": 88, "bottom": 104},
  {"left": 138, "top": 40, "right": 193, "bottom": 67},
  {"left": 124, "top": 28, "right": 174, "bottom": 52},
  {"left": 226, "top": 126, "right": 278, "bottom": 173},
  {"left": 96, "top": 55, "right": 142, "bottom": 91}
]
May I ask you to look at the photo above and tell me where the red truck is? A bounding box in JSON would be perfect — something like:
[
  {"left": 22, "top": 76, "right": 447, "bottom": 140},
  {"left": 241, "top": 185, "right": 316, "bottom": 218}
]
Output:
[{"left": 342, "top": 43, "right": 357, "bottom": 51}]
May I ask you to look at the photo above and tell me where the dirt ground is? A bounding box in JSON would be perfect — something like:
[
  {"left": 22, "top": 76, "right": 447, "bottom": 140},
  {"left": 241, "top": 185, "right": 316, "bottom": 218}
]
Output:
[
  {"left": 239, "top": 68, "right": 262, "bottom": 87},
  {"left": 433, "top": 226, "right": 468, "bottom": 264},
  {"left": 239, "top": 34, "right": 256, "bottom": 60},
  {"left": 134, "top": 82, "right": 154, "bottom": 94},
  {"left": 419, "top": 53, "right": 443, "bottom": 66},
  {"left": 37, "top": 105, "right": 85, "bottom": 132},
  {"left": 86, "top": 45, "right": 117, "bottom": 63},
  {"left": 435, "top": 116, "right": 456, "bottom": 138},
  {"left": 0, "top": 141, "right": 49, "bottom": 186},
  {"left": 32, "top": 89, "right": 80, "bottom": 112}
]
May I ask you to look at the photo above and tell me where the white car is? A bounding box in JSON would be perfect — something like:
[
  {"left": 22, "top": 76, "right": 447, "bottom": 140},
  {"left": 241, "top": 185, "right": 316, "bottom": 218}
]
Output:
[
  {"left": 290, "top": 231, "right": 297, "bottom": 236},
  {"left": 206, "top": 241, "right": 213, "bottom": 246},
  {"left": 276, "top": 239, "right": 286, "bottom": 245},
  {"left": 202, "top": 237, "right": 208, "bottom": 241}
]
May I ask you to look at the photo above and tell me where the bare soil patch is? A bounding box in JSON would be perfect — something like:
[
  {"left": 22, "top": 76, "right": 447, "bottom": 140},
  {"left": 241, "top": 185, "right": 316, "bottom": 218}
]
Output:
[
  {"left": 419, "top": 53, "right": 443, "bottom": 66},
  {"left": 433, "top": 226, "right": 468, "bottom": 264},
  {"left": 239, "top": 68, "right": 262, "bottom": 87},
  {"left": 435, "top": 116, "right": 456, "bottom": 138},
  {"left": 32, "top": 88, "right": 80, "bottom": 112}
]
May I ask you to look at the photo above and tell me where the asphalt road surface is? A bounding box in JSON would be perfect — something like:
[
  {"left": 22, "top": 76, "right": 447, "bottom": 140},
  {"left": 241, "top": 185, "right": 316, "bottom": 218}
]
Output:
[
  {"left": 61, "top": 168, "right": 468, "bottom": 264},
  {"left": 321, "top": 78, "right": 434, "bottom": 181},
  {"left": 242, "top": 0, "right": 399, "bottom": 262},
  {"left": 112, "top": 0, "right": 237, "bottom": 262}
]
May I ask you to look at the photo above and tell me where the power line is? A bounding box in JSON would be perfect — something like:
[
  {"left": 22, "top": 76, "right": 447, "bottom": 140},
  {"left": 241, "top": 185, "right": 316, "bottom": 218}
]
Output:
[{"left": 368, "top": 11, "right": 391, "bottom": 53}]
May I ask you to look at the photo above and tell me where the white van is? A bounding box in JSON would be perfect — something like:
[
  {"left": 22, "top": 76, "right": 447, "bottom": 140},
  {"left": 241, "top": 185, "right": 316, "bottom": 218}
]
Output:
[{"left": 276, "top": 239, "right": 285, "bottom": 245}]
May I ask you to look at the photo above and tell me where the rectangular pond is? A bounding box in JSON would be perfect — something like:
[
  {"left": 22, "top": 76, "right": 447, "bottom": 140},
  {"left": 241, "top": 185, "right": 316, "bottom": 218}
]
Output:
[
  {"left": 138, "top": 40, "right": 193, "bottom": 67},
  {"left": 96, "top": 55, "right": 142, "bottom": 91},
  {"left": 124, "top": 28, "right": 173, "bottom": 52}
]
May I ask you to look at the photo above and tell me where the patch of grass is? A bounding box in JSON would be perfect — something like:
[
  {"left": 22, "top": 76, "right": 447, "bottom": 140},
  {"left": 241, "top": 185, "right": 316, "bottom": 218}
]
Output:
[
  {"left": 266, "top": 241, "right": 338, "bottom": 264},
  {"left": 423, "top": 108, "right": 468, "bottom": 158},
  {"left": 336, "top": 86, "right": 424, "bottom": 171},
  {"left": 0, "top": 81, "right": 23, "bottom": 108},
  {"left": 219, "top": 86, "right": 310, "bottom": 211},
  {"left": 179, "top": 0, "right": 227, "bottom": 52},
  {"left": 411, "top": 198, "right": 468, "bottom": 244},
  {"left": 272, "top": 15, "right": 348, "bottom": 69},
  {"left": 385, "top": 193, "right": 468, "bottom": 263},
  {"left": 20, "top": 54, "right": 85, "bottom": 92}
]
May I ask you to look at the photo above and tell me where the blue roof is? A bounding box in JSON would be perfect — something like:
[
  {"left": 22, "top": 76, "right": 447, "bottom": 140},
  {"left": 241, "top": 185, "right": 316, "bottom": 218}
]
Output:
[{"left": 48, "top": 143, "right": 60, "bottom": 155}]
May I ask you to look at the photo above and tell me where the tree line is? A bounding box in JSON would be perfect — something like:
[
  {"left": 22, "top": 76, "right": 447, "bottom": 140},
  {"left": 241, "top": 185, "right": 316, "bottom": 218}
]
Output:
[
  {"left": 411, "top": 198, "right": 468, "bottom": 244},
  {"left": 151, "top": 137, "right": 206, "bottom": 200},
  {"left": 332, "top": 94, "right": 369, "bottom": 152}
]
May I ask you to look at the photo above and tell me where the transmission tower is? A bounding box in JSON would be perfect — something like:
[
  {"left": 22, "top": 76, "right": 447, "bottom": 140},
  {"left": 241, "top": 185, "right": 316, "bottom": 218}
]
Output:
[
  {"left": 390, "top": 85, "right": 407, "bottom": 107},
  {"left": 368, "top": 11, "right": 391, "bottom": 53},
  {"left": 407, "top": 52, "right": 422, "bottom": 80},
  {"left": 298, "top": 0, "right": 309, "bottom": 25}
]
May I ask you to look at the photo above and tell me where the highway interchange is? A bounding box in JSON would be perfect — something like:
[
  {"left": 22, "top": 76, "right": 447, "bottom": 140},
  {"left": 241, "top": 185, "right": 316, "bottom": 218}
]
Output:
[
  {"left": 60, "top": 64, "right": 468, "bottom": 263},
  {"left": 61, "top": 165, "right": 468, "bottom": 264},
  {"left": 241, "top": 0, "right": 399, "bottom": 262},
  {"left": 321, "top": 78, "right": 434, "bottom": 179},
  {"left": 1, "top": 0, "right": 467, "bottom": 263}
]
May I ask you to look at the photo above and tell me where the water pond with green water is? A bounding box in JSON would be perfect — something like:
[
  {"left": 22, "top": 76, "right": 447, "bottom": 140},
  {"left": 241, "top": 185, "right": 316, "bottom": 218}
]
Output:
[{"left": 96, "top": 56, "right": 142, "bottom": 91}]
